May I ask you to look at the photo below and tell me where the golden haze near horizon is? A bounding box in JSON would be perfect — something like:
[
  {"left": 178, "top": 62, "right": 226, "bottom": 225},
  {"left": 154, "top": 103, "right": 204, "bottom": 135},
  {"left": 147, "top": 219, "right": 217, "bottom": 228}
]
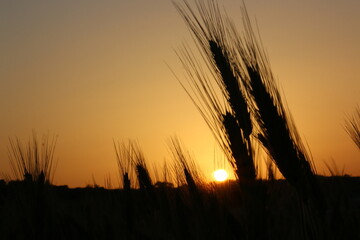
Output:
[{"left": 0, "top": 0, "right": 359, "bottom": 187}]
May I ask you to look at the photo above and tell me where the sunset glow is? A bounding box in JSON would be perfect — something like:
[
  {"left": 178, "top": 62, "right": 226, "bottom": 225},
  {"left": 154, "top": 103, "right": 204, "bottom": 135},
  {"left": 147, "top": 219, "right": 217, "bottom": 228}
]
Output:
[
  {"left": 0, "top": 0, "right": 359, "bottom": 187},
  {"left": 213, "top": 169, "right": 228, "bottom": 182}
]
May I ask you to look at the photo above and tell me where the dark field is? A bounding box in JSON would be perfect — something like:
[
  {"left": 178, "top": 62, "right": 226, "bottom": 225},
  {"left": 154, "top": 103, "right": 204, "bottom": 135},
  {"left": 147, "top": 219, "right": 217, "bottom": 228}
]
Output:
[{"left": 0, "top": 176, "right": 359, "bottom": 240}]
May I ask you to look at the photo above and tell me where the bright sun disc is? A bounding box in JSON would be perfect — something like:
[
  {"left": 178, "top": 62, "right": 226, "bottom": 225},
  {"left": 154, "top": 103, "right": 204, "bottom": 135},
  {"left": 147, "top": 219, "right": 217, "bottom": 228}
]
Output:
[{"left": 213, "top": 169, "right": 228, "bottom": 182}]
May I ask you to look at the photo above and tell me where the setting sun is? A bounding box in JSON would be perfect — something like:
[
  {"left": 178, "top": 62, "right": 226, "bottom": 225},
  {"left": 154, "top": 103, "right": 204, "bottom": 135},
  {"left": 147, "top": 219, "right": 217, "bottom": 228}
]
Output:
[{"left": 213, "top": 169, "right": 228, "bottom": 182}]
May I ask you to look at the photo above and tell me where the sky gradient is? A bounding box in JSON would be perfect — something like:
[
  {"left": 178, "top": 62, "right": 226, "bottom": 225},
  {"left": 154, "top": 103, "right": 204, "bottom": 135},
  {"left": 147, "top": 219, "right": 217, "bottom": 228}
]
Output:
[{"left": 1, "top": 0, "right": 359, "bottom": 187}]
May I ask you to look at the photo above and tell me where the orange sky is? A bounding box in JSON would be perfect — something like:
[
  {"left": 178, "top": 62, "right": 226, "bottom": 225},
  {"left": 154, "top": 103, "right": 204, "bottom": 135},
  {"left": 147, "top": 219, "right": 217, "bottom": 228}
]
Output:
[{"left": 1, "top": 0, "right": 359, "bottom": 187}]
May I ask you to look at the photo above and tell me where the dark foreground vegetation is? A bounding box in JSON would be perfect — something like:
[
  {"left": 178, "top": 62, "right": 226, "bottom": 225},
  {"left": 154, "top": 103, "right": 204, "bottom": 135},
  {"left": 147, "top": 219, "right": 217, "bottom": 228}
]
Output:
[{"left": 0, "top": 177, "right": 359, "bottom": 240}]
